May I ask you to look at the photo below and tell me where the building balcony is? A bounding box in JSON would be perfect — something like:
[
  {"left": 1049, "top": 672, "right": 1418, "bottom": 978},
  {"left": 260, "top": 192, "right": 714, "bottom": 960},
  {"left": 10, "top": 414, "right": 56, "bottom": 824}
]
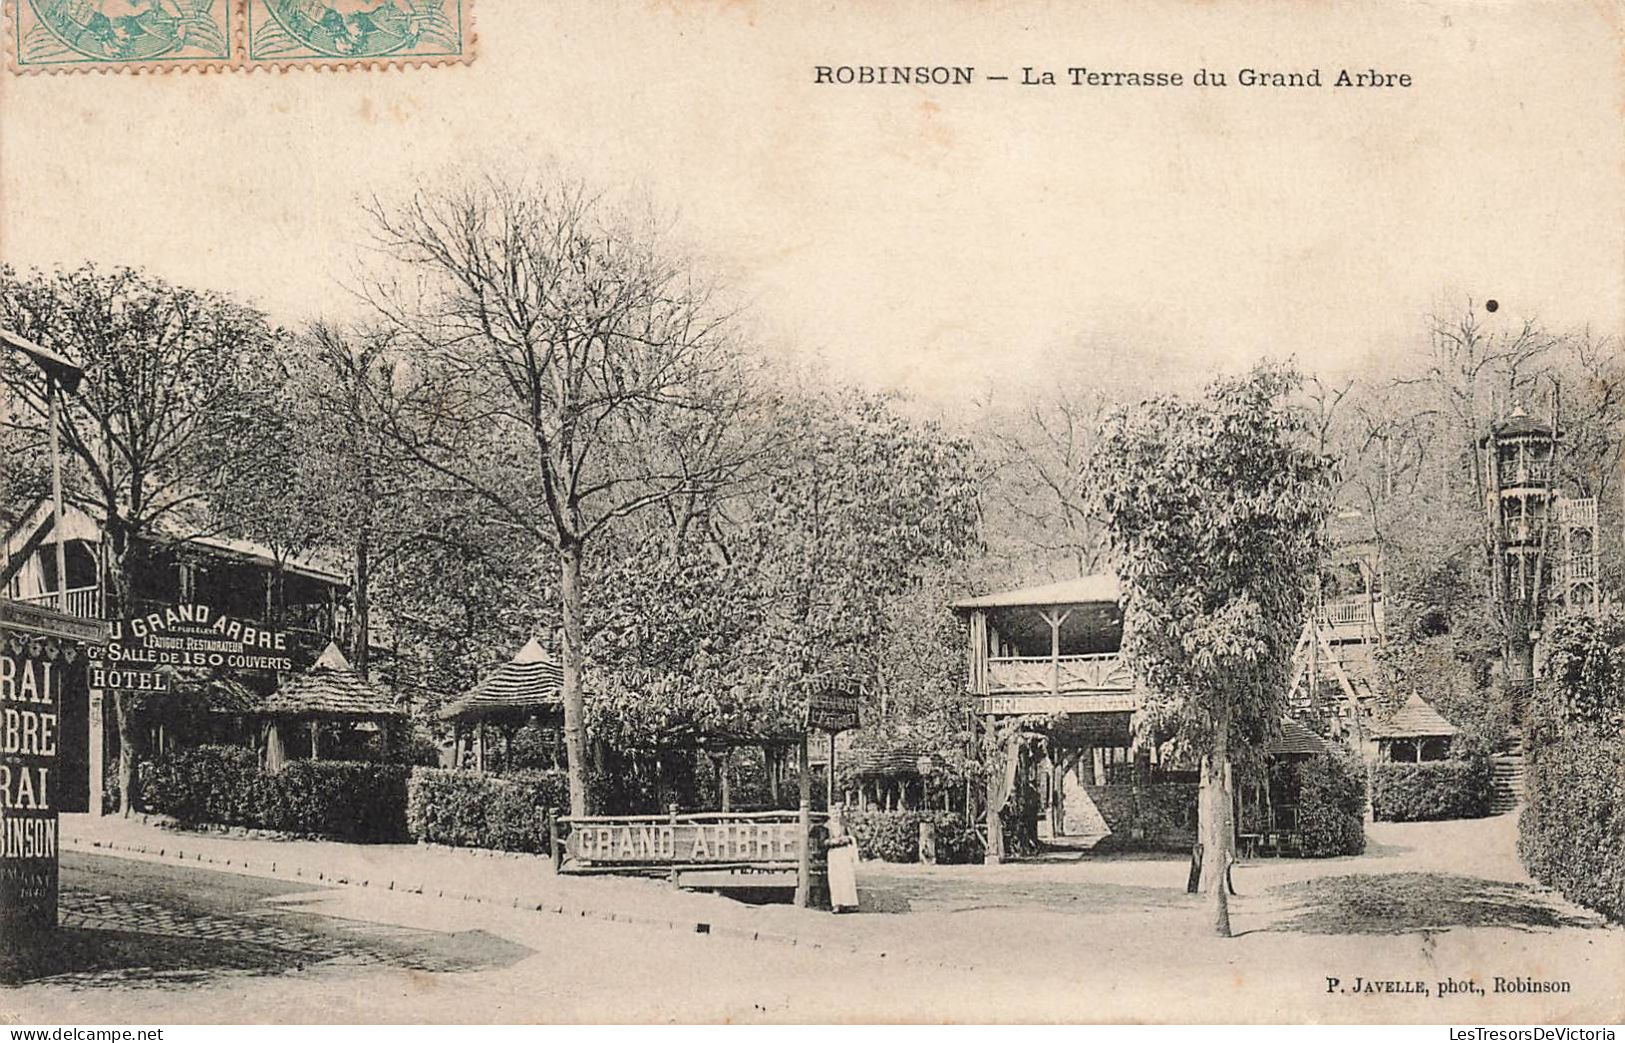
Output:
[
  {"left": 16, "top": 584, "right": 102, "bottom": 619},
  {"left": 979, "top": 653, "right": 1141, "bottom": 715}
]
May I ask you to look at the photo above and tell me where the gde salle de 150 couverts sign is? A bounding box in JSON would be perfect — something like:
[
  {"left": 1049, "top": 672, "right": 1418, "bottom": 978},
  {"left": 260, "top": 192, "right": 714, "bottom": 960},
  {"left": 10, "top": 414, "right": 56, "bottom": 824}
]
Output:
[{"left": 91, "top": 603, "right": 294, "bottom": 691}]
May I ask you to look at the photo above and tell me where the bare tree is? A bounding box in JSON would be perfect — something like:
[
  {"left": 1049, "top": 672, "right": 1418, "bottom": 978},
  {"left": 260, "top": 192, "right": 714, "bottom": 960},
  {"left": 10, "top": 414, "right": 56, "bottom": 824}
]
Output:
[{"left": 359, "top": 173, "right": 756, "bottom": 814}]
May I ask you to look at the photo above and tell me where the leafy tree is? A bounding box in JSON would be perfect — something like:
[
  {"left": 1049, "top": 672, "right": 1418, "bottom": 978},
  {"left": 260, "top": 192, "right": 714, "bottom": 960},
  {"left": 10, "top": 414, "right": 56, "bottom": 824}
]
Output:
[
  {"left": 0, "top": 264, "right": 283, "bottom": 812},
  {"left": 1092, "top": 363, "right": 1331, "bottom": 936}
]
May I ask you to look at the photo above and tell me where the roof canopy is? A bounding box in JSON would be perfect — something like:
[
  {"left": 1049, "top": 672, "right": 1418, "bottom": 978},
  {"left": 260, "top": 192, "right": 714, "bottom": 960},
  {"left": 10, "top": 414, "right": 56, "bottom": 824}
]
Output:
[
  {"left": 951, "top": 574, "right": 1121, "bottom": 612},
  {"left": 439, "top": 638, "right": 564, "bottom": 722},
  {"left": 1, "top": 328, "right": 85, "bottom": 394},
  {"left": 261, "top": 643, "right": 403, "bottom": 719},
  {"left": 1370, "top": 694, "right": 1459, "bottom": 739}
]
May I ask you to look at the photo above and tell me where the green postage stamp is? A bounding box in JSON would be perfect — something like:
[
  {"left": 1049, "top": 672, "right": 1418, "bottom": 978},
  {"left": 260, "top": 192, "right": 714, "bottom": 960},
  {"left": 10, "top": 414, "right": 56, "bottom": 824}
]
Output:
[{"left": 5, "top": 0, "right": 471, "bottom": 72}]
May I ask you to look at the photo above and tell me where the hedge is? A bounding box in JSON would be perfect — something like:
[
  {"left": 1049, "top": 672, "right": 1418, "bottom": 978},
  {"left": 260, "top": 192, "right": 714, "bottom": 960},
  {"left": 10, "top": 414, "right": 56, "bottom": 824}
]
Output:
[
  {"left": 406, "top": 768, "right": 570, "bottom": 853},
  {"left": 842, "top": 810, "right": 980, "bottom": 864},
  {"left": 140, "top": 745, "right": 410, "bottom": 842},
  {"left": 1519, "top": 613, "right": 1625, "bottom": 922},
  {"left": 1370, "top": 758, "right": 1491, "bottom": 822}
]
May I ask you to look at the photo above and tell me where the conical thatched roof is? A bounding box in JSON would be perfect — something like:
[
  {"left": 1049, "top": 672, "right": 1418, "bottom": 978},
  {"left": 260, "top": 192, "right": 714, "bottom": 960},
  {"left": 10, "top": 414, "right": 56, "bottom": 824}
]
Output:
[
  {"left": 261, "top": 643, "right": 403, "bottom": 719},
  {"left": 1370, "top": 693, "right": 1458, "bottom": 739},
  {"left": 438, "top": 638, "right": 564, "bottom": 722}
]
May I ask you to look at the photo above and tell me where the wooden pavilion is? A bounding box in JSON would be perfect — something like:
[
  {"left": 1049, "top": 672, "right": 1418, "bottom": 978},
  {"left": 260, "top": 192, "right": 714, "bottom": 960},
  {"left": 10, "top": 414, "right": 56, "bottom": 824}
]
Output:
[
  {"left": 1370, "top": 693, "right": 1458, "bottom": 762},
  {"left": 260, "top": 642, "right": 404, "bottom": 771},
  {"left": 438, "top": 637, "right": 564, "bottom": 772},
  {"left": 952, "top": 575, "right": 1145, "bottom": 862}
]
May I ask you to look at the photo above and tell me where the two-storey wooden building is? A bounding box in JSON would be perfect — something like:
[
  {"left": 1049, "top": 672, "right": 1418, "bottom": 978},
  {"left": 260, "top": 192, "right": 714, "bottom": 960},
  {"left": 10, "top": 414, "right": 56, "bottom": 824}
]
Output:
[{"left": 953, "top": 575, "right": 1167, "bottom": 860}]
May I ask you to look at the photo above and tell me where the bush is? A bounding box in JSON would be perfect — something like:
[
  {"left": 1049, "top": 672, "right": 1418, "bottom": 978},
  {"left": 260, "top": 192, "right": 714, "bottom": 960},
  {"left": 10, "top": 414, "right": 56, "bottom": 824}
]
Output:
[
  {"left": 406, "top": 768, "right": 570, "bottom": 853},
  {"left": 1294, "top": 745, "right": 1367, "bottom": 856},
  {"left": 1519, "top": 613, "right": 1625, "bottom": 922},
  {"left": 140, "top": 745, "right": 410, "bottom": 842},
  {"left": 842, "top": 809, "right": 979, "bottom": 864},
  {"left": 1370, "top": 758, "right": 1491, "bottom": 822}
]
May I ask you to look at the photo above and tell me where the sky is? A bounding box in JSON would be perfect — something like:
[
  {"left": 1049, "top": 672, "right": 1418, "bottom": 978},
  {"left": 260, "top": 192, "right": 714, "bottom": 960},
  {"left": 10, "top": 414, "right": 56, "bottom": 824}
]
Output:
[{"left": 1, "top": 0, "right": 1620, "bottom": 407}]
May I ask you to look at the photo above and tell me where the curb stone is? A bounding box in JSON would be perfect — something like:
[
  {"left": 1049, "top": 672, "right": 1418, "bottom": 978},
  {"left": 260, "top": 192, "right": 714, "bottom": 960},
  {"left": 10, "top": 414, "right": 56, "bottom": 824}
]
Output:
[{"left": 67, "top": 833, "right": 981, "bottom": 973}]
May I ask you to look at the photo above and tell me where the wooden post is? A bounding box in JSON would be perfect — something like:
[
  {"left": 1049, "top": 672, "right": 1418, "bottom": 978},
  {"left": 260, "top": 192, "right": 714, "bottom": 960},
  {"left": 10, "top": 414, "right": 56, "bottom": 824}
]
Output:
[
  {"left": 826, "top": 731, "right": 837, "bottom": 810},
  {"left": 308, "top": 720, "right": 320, "bottom": 761},
  {"left": 668, "top": 803, "right": 680, "bottom": 885},
  {"left": 795, "top": 732, "right": 812, "bottom": 908},
  {"left": 46, "top": 377, "right": 69, "bottom": 615},
  {"left": 475, "top": 721, "right": 486, "bottom": 773}
]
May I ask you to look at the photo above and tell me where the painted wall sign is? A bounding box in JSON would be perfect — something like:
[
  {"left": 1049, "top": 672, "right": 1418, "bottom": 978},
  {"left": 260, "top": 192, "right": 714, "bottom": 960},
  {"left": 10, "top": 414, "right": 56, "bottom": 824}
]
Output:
[
  {"left": 0, "top": 638, "right": 65, "bottom": 934},
  {"left": 983, "top": 693, "right": 1142, "bottom": 715},
  {"left": 93, "top": 603, "right": 295, "bottom": 683},
  {"left": 806, "top": 689, "right": 860, "bottom": 734}
]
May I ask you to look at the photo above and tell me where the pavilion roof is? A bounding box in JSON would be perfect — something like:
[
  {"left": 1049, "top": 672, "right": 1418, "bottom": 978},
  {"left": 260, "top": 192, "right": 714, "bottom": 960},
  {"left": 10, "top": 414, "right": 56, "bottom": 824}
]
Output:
[
  {"left": 439, "top": 638, "right": 564, "bottom": 721},
  {"left": 1370, "top": 693, "right": 1458, "bottom": 739},
  {"left": 951, "top": 574, "right": 1121, "bottom": 612},
  {"left": 261, "top": 643, "right": 404, "bottom": 719}
]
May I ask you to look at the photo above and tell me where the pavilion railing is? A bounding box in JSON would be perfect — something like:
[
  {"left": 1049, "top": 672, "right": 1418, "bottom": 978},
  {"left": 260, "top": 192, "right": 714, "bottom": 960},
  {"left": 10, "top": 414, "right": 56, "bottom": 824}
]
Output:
[{"left": 985, "top": 653, "right": 1133, "bottom": 694}]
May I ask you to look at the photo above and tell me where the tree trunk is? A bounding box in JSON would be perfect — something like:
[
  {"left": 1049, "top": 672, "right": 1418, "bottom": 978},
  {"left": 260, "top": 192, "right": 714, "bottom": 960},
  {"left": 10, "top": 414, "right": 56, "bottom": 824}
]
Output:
[
  {"left": 352, "top": 524, "right": 370, "bottom": 675},
  {"left": 1198, "top": 700, "right": 1234, "bottom": 937},
  {"left": 103, "top": 521, "right": 142, "bottom": 816},
  {"left": 559, "top": 539, "right": 589, "bottom": 816}
]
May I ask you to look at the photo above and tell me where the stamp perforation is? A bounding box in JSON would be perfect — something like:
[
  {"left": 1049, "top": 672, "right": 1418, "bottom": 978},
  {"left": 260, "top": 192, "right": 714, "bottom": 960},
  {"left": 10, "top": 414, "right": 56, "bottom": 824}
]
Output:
[{"left": 2, "top": 0, "right": 475, "bottom": 75}]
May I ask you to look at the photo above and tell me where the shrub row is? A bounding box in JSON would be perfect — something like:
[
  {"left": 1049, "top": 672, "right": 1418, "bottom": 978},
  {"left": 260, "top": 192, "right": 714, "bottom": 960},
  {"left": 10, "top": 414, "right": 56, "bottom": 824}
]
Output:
[
  {"left": 842, "top": 809, "right": 980, "bottom": 864},
  {"left": 1370, "top": 758, "right": 1491, "bottom": 822},
  {"left": 140, "top": 745, "right": 410, "bottom": 842},
  {"left": 406, "top": 768, "right": 570, "bottom": 853},
  {"left": 1519, "top": 612, "right": 1625, "bottom": 922}
]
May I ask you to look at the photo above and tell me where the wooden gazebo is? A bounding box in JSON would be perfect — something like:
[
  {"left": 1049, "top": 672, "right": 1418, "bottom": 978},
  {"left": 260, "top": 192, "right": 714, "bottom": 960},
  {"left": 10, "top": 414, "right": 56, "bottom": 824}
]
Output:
[
  {"left": 1370, "top": 693, "right": 1458, "bottom": 762},
  {"left": 260, "top": 642, "right": 404, "bottom": 771},
  {"left": 438, "top": 637, "right": 564, "bottom": 772}
]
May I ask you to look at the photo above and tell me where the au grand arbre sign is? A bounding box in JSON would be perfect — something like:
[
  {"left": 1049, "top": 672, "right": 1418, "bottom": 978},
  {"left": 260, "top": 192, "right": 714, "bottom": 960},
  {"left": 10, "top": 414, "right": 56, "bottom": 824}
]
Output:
[{"left": 90, "top": 603, "right": 295, "bottom": 692}]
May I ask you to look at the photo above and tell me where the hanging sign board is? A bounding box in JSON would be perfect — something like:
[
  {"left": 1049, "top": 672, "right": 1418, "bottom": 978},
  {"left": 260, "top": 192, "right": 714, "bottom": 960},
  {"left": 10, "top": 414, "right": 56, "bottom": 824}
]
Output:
[{"left": 806, "top": 689, "right": 860, "bottom": 734}]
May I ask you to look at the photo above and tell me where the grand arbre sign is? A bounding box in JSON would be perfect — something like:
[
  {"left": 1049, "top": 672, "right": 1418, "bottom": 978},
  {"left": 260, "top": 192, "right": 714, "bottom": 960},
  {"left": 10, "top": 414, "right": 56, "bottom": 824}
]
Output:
[{"left": 0, "top": 601, "right": 102, "bottom": 953}]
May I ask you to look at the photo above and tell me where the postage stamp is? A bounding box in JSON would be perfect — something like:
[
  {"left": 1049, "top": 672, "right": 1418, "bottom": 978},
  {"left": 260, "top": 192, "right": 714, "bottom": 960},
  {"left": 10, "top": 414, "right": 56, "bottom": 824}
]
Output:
[
  {"left": 3, "top": 0, "right": 472, "bottom": 72},
  {"left": 245, "top": 0, "right": 469, "bottom": 68},
  {"left": 7, "top": 0, "right": 233, "bottom": 72}
]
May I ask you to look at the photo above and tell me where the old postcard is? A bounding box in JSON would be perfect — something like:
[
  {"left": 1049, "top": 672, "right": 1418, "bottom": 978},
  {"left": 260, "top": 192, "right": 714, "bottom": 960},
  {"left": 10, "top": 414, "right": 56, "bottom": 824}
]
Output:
[{"left": 0, "top": 0, "right": 1621, "bottom": 1028}]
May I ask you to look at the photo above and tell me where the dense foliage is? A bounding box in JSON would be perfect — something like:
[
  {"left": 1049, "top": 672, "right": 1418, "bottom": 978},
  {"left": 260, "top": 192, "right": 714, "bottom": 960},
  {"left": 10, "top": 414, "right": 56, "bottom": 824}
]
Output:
[
  {"left": 406, "top": 768, "right": 570, "bottom": 853},
  {"left": 1283, "top": 746, "right": 1366, "bottom": 856},
  {"left": 140, "top": 746, "right": 410, "bottom": 842},
  {"left": 1370, "top": 759, "right": 1491, "bottom": 822},
  {"left": 1520, "top": 613, "right": 1625, "bottom": 921},
  {"left": 842, "top": 810, "right": 979, "bottom": 864}
]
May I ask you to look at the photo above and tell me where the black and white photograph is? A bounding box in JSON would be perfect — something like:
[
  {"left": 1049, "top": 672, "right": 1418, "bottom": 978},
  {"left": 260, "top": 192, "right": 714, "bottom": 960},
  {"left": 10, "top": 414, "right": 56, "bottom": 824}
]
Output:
[{"left": 0, "top": 0, "right": 1621, "bottom": 1028}]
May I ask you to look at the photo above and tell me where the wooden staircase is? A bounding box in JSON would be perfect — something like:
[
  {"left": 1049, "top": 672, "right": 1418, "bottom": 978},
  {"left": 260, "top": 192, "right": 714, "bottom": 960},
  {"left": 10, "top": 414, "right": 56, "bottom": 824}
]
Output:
[{"left": 1490, "top": 734, "right": 1526, "bottom": 814}]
